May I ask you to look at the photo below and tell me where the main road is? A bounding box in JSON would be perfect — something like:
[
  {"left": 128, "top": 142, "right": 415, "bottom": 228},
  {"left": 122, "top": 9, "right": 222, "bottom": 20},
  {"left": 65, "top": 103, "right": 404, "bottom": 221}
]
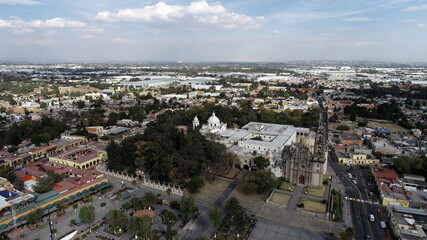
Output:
[{"left": 315, "top": 90, "right": 386, "bottom": 240}]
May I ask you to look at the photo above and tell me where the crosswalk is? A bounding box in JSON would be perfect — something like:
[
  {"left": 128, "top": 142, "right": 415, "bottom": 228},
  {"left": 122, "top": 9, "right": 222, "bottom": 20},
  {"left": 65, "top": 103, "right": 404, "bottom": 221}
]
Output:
[{"left": 345, "top": 197, "right": 379, "bottom": 205}]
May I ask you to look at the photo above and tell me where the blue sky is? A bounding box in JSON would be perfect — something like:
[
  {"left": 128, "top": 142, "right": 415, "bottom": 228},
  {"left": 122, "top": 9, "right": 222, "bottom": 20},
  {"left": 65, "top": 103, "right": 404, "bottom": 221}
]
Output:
[{"left": 0, "top": 0, "right": 426, "bottom": 62}]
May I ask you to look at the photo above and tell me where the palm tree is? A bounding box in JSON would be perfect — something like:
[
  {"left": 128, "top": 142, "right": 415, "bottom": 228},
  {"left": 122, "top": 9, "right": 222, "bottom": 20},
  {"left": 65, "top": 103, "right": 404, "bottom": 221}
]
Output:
[
  {"left": 127, "top": 216, "right": 140, "bottom": 239},
  {"left": 127, "top": 216, "right": 152, "bottom": 239},
  {"left": 105, "top": 210, "right": 128, "bottom": 235},
  {"left": 139, "top": 215, "right": 152, "bottom": 240},
  {"left": 130, "top": 197, "right": 141, "bottom": 210},
  {"left": 208, "top": 207, "right": 223, "bottom": 228},
  {"left": 141, "top": 192, "right": 157, "bottom": 208}
]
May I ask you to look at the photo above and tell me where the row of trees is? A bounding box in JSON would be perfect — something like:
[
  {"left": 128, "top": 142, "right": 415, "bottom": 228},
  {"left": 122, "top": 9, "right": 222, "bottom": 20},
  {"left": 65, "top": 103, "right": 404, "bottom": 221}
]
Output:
[
  {"left": 0, "top": 115, "right": 67, "bottom": 148},
  {"left": 394, "top": 156, "right": 427, "bottom": 179}
]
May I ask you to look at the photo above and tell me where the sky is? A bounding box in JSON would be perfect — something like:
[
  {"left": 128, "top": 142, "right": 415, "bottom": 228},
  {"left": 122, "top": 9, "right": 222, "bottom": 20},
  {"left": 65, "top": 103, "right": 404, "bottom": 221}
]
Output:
[{"left": 0, "top": 0, "right": 426, "bottom": 62}]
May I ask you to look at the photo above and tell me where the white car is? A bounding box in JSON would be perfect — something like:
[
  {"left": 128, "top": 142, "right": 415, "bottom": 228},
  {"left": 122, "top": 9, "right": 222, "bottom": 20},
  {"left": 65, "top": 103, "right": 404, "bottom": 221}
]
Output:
[{"left": 369, "top": 214, "right": 375, "bottom": 222}]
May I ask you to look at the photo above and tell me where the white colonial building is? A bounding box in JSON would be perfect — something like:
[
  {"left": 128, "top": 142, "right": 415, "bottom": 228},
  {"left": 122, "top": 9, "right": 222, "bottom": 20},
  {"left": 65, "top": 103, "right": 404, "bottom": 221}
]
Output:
[{"left": 194, "top": 112, "right": 328, "bottom": 187}]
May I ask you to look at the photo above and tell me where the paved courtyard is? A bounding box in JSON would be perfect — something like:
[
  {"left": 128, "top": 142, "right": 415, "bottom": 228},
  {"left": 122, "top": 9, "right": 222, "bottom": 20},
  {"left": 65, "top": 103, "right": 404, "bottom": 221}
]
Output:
[{"left": 249, "top": 219, "right": 324, "bottom": 240}]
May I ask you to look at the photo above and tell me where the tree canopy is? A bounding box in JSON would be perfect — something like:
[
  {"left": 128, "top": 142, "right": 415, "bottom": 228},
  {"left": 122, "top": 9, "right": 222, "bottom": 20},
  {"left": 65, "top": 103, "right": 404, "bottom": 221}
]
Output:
[
  {"left": 394, "top": 156, "right": 427, "bottom": 178},
  {"left": 241, "top": 170, "right": 277, "bottom": 195},
  {"left": 79, "top": 205, "right": 95, "bottom": 226},
  {"left": 32, "top": 177, "right": 54, "bottom": 193}
]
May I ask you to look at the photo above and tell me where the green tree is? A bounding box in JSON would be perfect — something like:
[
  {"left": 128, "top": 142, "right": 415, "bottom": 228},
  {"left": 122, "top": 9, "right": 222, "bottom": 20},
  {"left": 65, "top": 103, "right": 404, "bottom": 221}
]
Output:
[
  {"left": 79, "top": 206, "right": 95, "bottom": 230},
  {"left": 121, "top": 202, "right": 132, "bottom": 210},
  {"left": 32, "top": 177, "right": 54, "bottom": 193},
  {"left": 180, "top": 195, "right": 196, "bottom": 221},
  {"left": 241, "top": 170, "right": 276, "bottom": 195},
  {"left": 127, "top": 216, "right": 151, "bottom": 239},
  {"left": 141, "top": 192, "right": 157, "bottom": 207},
  {"left": 253, "top": 156, "right": 269, "bottom": 170},
  {"left": 0, "top": 165, "right": 16, "bottom": 182},
  {"left": 27, "top": 209, "right": 44, "bottom": 226},
  {"left": 105, "top": 210, "right": 128, "bottom": 235},
  {"left": 47, "top": 170, "right": 63, "bottom": 183},
  {"left": 187, "top": 176, "right": 205, "bottom": 194},
  {"left": 224, "top": 197, "right": 247, "bottom": 233},
  {"left": 207, "top": 207, "right": 223, "bottom": 228},
  {"left": 130, "top": 197, "right": 141, "bottom": 210},
  {"left": 57, "top": 201, "right": 69, "bottom": 211},
  {"left": 13, "top": 177, "right": 24, "bottom": 191}
]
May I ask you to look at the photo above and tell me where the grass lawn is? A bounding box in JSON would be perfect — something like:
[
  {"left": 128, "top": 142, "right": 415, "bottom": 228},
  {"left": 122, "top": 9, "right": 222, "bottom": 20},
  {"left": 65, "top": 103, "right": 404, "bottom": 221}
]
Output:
[
  {"left": 270, "top": 192, "right": 291, "bottom": 205},
  {"left": 279, "top": 181, "right": 296, "bottom": 192},
  {"left": 304, "top": 184, "right": 327, "bottom": 198},
  {"left": 367, "top": 121, "right": 408, "bottom": 132},
  {"left": 299, "top": 198, "right": 327, "bottom": 213}
]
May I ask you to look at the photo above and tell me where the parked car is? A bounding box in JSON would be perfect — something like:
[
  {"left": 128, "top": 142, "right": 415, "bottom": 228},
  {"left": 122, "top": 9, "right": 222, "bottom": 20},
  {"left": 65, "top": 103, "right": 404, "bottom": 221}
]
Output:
[
  {"left": 369, "top": 214, "right": 375, "bottom": 222},
  {"left": 380, "top": 221, "right": 386, "bottom": 229}
]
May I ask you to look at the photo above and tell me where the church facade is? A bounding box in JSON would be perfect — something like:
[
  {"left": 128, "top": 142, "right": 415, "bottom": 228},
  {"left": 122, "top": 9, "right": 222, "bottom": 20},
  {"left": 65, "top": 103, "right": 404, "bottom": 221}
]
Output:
[{"left": 283, "top": 123, "right": 328, "bottom": 188}]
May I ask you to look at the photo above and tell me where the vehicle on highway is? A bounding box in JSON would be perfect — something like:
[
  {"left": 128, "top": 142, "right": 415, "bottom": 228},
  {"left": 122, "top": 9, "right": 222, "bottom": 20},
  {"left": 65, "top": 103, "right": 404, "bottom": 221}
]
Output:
[
  {"left": 348, "top": 173, "right": 353, "bottom": 179},
  {"left": 369, "top": 214, "right": 375, "bottom": 222},
  {"left": 353, "top": 179, "right": 357, "bottom": 184},
  {"left": 380, "top": 221, "right": 386, "bottom": 229},
  {"left": 366, "top": 235, "right": 371, "bottom": 240}
]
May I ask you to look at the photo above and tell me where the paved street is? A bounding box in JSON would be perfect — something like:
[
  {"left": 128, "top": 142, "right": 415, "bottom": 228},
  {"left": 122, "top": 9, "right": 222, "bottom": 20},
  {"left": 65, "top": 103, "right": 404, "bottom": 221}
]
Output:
[{"left": 249, "top": 219, "right": 324, "bottom": 240}]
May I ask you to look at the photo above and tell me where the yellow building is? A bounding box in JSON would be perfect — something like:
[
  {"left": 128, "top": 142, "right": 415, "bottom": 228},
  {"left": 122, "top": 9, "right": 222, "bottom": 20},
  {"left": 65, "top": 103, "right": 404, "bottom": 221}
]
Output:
[
  {"left": 49, "top": 147, "right": 106, "bottom": 169},
  {"left": 338, "top": 153, "right": 380, "bottom": 165},
  {"left": 382, "top": 196, "right": 410, "bottom": 208}
]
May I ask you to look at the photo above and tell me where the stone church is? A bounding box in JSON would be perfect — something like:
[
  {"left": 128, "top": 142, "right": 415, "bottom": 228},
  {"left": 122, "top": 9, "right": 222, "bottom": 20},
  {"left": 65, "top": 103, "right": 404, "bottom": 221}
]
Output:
[{"left": 283, "top": 122, "right": 328, "bottom": 188}]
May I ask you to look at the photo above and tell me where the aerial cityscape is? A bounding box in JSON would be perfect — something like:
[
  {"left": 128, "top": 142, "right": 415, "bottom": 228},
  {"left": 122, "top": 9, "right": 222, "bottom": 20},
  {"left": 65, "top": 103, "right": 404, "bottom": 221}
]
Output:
[{"left": 1, "top": 1, "right": 427, "bottom": 240}]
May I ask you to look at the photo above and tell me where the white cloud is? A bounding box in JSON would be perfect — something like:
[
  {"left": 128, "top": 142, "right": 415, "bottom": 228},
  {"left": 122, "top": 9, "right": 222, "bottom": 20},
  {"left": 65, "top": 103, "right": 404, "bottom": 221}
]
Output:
[
  {"left": 14, "top": 39, "right": 54, "bottom": 45},
  {"left": 111, "top": 37, "right": 138, "bottom": 44},
  {"left": 343, "top": 17, "right": 372, "bottom": 22},
  {"left": 82, "top": 34, "right": 98, "bottom": 39},
  {"left": 401, "top": 19, "right": 418, "bottom": 23},
  {"left": 273, "top": 30, "right": 280, "bottom": 35},
  {"left": 0, "top": 17, "right": 87, "bottom": 33},
  {"left": 403, "top": 4, "right": 427, "bottom": 11},
  {"left": 95, "top": 0, "right": 264, "bottom": 29},
  {"left": 417, "top": 23, "right": 425, "bottom": 27},
  {"left": 0, "top": 0, "right": 40, "bottom": 5}
]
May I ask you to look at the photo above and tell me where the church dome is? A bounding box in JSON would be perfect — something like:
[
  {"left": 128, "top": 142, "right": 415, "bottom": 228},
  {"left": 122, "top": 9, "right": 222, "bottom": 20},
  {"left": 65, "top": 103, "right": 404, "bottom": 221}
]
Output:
[{"left": 207, "top": 112, "right": 220, "bottom": 125}]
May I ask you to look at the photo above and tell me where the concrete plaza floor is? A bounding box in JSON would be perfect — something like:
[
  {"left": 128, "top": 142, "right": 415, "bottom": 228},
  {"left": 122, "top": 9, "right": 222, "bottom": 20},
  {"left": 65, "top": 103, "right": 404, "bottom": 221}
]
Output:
[{"left": 249, "top": 219, "right": 324, "bottom": 240}]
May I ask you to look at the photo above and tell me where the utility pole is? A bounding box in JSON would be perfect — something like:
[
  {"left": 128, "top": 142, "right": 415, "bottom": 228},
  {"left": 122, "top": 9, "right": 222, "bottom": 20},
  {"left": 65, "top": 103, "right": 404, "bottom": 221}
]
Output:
[{"left": 48, "top": 213, "right": 54, "bottom": 240}]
